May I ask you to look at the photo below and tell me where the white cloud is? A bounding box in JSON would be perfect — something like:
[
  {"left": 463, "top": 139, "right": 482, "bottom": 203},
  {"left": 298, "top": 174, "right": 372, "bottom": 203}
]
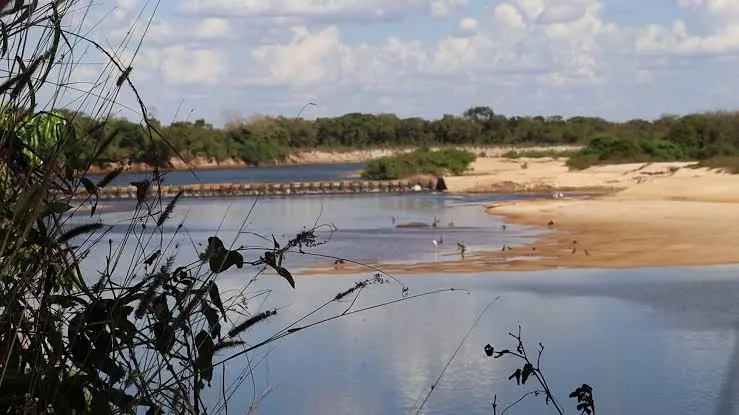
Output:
[
  {"left": 178, "top": 0, "right": 421, "bottom": 22},
  {"left": 195, "top": 18, "right": 233, "bottom": 39},
  {"left": 113, "top": 0, "right": 138, "bottom": 20},
  {"left": 459, "top": 17, "right": 478, "bottom": 31},
  {"left": 36, "top": 0, "right": 739, "bottom": 125},
  {"left": 160, "top": 46, "right": 228, "bottom": 85},
  {"left": 535, "top": 1, "right": 588, "bottom": 24},
  {"left": 493, "top": 3, "right": 526, "bottom": 30},
  {"left": 636, "top": 0, "right": 739, "bottom": 56},
  {"left": 429, "top": 0, "right": 468, "bottom": 19}
]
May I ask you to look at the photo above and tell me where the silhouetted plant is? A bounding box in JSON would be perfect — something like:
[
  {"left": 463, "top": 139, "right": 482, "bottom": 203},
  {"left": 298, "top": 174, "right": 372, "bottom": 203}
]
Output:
[
  {"left": 485, "top": 326, "right": 596, "bottom": 415},
  {"left": 0, "top": 2, "right": 465, "bottom": 414}
]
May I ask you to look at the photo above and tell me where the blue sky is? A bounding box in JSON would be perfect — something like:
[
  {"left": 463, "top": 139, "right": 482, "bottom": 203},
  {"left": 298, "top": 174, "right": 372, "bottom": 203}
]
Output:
[{"left": 42, "top": 0, "right": 739, "bottom": 126}]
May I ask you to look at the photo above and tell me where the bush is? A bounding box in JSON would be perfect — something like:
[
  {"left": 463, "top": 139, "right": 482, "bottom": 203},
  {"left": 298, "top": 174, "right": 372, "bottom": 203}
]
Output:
[
  {"left": 501, "top": 148, "right": 578, "bottom": 159},
  {"left": 566, "top": 136, "right": 687, "bottom": 170},
  {"left": 361, "top": 148, "right": 476, "bottom": 180},
  {"left": 238, "top": 137, "right": 289, "bottom": 165}
]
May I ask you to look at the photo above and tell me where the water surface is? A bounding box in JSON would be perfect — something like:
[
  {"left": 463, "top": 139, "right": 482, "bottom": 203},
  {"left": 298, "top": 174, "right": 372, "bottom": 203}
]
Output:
[
  {"left": 85, "top": 162, "right": 367, "bottom": 186},
  {"left": 64, "top": 183, "right": 739, "bottom": 415}
]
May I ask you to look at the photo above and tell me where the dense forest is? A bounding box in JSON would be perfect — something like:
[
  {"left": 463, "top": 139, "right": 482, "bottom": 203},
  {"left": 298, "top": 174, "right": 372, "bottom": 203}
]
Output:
[{"left": 43, "top": 106, "right": 739, "bottom": 168}]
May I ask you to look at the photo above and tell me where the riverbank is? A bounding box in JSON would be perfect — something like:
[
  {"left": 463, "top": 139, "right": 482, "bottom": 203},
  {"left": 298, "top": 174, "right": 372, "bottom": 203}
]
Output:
[
  {"left": 298, "top": 159, "right": 739, "bottom": 275},
  {"left": 86, "top": 145, "right": 581, "bottom": 174}
]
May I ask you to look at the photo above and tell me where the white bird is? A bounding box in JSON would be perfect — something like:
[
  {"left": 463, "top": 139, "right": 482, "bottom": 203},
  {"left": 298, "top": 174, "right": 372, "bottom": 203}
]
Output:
[{"left": 432, "top": 239, "right": 438, "bottom": 247}]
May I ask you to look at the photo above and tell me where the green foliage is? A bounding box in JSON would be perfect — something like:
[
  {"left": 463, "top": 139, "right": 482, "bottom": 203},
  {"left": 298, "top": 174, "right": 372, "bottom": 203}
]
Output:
[
  {"left": 566, "top": 135, "right": 689, "bottom": 170},
  {"left": 18, "top": 107, "right": 739, "bottom": 169},
  {"left": 361, "top": 148, "right": 476, "bottom": 180},
  {"left": 502, "top": 148, "right": 578, "bottom": 159}
]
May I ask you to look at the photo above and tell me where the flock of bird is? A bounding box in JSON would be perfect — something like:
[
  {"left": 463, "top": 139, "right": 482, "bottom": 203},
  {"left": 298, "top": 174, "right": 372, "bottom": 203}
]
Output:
[{"left": 330, "top": 210, "right": 591, "bottom": 270}]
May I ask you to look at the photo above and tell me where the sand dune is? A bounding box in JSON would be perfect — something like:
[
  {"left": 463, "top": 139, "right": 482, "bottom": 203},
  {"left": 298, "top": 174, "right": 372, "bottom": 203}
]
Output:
[{"left": 300, "top": 158, "right": 739, "bottom": 275}]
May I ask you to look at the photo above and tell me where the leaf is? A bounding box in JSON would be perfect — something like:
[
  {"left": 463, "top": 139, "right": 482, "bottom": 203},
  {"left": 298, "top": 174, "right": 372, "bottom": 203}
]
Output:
[
  {"left": 201, "top": 299, "right": 221, "bottom": 339},
  {"left": 263, "top": 251, "right": 277, "bottom": 267},
  {"left": 61, "top": 374, "right": 87, "bottom": 412},
  {"left": 97, "top": 167, "right": 123, "bottom": 188},
  {"left": 58, "top": 223, "right": 104, "bottom": 243},
  {"left": 521, "top": 363, "right": 534, "bottom": 385},
  {"left": 272, "top": 234, "right": 280, "bottom": 249},
  {"left": 207, "top": 237, "right": 244, "bottom": 273},
  {"left": 195, "top": 330, "right": 215, "bottom": 385},
  {"left": 90, "top": 390, "right": 113, "bottom": 415},
  {"left": 276, "top": 266, "right": 295, "bottom": 289},
  {"left": 153, "top": 320, "right": 175, "bottom": 355},
  {"left": 508, "top": 368, "right": 522, "bottom": 385},
  {"left": 106, "top": 386, "right": 136, "bottom": 411},
  {"left": 80, "top": 177, "right": 98, "bottom": 195},
  {"left": 41, "top": 201, "right": 72, "bottom": 218},
  {"left": 209, "top": 282, "right": 227, "bottom": 318}
]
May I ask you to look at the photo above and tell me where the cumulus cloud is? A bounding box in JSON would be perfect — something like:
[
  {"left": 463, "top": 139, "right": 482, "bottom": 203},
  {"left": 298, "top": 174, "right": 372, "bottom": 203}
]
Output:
[
  {"left": 178, "top": 0, "right": 422, "bottom": 22},
  {"left": 160, "top": 46, "right": 229, "bottom": 85},
  {"left": 194, "top": 18, "right": 233, "bottom": 39},
  {"left": 636, "top": 0, "right": 739, "bottom": 56},
  {"left": 459, "top": 17, "right": 478, "bottom": 31},
  {"left": 535, "top": 1, "right": 588, "bottom": 24},
  {"left": 54, "top": 0, "right": 739, "bottom": 125},
  {"left": 429, "top": 0, "right": 468, "bottom": 19}
]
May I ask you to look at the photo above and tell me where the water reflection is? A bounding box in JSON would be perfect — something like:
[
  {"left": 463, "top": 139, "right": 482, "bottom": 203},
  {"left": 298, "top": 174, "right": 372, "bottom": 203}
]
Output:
[
  {"left": 72, "top": 194, "right": 546, "bottom": 276},
  {"left": 198, "top": 269, "right": 739, "bottom": 415},
  {"left": 63, "top": 192, "right": 739, "bottom": 415}
]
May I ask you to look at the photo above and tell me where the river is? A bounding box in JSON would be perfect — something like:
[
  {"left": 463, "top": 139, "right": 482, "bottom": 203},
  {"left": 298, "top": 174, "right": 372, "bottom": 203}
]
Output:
[{"left": 71, "top": 163, "right": 739, "bottom": 414}]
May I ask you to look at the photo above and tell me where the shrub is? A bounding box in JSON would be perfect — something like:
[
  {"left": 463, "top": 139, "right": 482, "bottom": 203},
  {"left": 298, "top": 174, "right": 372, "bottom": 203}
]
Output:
[
  {"left": 566, "top": 135, "right": 687, "bottom": 170},
  {"left": 361, "top": 148, "right": 476, "bottom": 180},
  {"left": 502, "top": 148, "right": 578, "bottom": 159}
]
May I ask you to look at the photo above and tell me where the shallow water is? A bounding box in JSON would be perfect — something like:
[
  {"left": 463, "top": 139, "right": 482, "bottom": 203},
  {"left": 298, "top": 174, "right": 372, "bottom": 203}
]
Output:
[
  {"left": 72, "top": 193, "right": 549, "bottom": 276},
  {"left": 85, "top": 162, "right": 367, "bottom": 186},
  {"left": 203, "top": 267, "right": 739, "bottom": 415},
  {"left": 64, "top": 172, "right": 739, "bottom": 414}
]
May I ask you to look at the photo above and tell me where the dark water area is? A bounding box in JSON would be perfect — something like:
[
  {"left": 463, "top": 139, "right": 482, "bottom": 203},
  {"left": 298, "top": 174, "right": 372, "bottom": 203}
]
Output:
[{"left": 85, "top": 162, "right": 367, "bottom": 186}]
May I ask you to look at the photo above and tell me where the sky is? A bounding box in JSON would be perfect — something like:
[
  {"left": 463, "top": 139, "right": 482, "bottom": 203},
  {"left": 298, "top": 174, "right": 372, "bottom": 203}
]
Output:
[{"left": 41, "top": 0, "right": 739, "bottom": 126}]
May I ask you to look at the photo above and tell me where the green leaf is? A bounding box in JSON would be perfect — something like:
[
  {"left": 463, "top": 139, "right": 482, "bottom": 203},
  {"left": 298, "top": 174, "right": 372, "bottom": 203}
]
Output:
[
  {"left": 276, "top": 266, "right": 295, "bottom": 289},
  {"left": 195, "top": 330, "right": 214, "bottom": 385}
]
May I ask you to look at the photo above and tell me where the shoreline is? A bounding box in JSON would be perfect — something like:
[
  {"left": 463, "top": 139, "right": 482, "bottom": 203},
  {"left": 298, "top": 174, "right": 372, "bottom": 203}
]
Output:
[
  {"left": 84, "top": 145, "right": 580, "bottom": 175},
  {"left": 296, "top": 159, "right": 739, "bottom": 276}
]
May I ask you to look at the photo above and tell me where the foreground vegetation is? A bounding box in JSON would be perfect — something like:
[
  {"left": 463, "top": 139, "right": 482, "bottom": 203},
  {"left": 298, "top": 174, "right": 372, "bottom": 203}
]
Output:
[
  {"left": 361, "top": 148, "right": 476, "bottom": 180},
  {"left": 45, "top": 106, "right": 739, "bottom": 169}
]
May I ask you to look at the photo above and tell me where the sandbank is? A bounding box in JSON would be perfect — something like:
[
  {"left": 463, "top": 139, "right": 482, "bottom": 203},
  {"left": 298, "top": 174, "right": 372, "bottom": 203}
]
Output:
[
  {"left": 298, "top": 158, "right": 739, "bottom": 276},
  {"left": 86, "top": 145, "right": 580, "bottom": 174}
]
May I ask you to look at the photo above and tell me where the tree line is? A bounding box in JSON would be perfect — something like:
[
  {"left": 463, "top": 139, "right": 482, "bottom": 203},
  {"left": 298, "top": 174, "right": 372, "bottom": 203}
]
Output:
[{"left": 48, "top": 107, "right": 739, "bottom": 168}]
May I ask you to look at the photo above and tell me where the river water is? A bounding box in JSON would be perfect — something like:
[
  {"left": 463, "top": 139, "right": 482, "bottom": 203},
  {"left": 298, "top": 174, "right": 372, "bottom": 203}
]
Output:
[{"left": 70, "top": 163, "right": 739, "bottom": 415}]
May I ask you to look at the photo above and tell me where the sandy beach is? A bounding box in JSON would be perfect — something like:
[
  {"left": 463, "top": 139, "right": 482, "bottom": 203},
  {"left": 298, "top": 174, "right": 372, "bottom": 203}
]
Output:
[
  {"left": 300, "top": 157, "right": 739, "bottom": 275},
  {"left": 86, "top": 145, "right": 580, "bottom": 174}
]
